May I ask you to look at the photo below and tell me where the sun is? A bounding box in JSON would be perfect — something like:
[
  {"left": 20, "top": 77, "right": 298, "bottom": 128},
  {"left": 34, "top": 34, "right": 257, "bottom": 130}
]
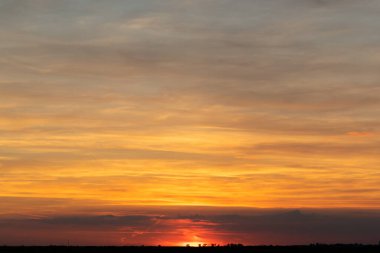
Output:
[
  {"left": 181, "top": 241, "right": 207, "bottom": 247},
  {"left": 179, "top": 235, "right": 208, "bottom": 247}
]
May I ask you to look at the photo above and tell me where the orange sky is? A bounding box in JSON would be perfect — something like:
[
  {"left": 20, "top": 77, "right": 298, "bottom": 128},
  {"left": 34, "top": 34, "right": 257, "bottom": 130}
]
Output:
[{"left": 1, "top": 0, "right": 380, "bottom": 246}]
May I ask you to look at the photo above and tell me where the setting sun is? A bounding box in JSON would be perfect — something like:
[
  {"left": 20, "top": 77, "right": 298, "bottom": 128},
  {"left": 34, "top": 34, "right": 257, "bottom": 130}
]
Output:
[{"left": 182, "top": 242, "right": 206, "bottom": 247}]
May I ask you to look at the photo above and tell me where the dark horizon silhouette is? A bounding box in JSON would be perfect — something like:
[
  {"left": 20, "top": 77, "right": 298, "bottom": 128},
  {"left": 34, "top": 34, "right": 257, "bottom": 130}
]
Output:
[{"left": 1, "top": 244, "right": 380, "bottom": 253}]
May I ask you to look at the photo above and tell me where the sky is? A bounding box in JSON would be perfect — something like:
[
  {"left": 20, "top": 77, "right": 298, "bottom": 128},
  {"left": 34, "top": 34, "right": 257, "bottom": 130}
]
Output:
[{"left": 1, "top": 0, "right": 380, "bottom": 246}]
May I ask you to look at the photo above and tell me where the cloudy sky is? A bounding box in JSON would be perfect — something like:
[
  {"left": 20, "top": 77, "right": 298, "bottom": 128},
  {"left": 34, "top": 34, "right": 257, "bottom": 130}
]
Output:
[{"left": 1, "top": 0, "right": 380, "bottom": 246}]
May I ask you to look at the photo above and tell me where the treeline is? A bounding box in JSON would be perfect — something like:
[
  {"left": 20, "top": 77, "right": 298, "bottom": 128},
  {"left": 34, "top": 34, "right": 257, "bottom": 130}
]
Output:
[{"left": 0, "top": 244, "right": 379, "bottom": 253}]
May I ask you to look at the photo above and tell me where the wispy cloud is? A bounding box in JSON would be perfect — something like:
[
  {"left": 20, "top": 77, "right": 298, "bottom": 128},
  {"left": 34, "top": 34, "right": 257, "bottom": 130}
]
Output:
[{"left": 1, "top": 0, "right": 380, "bottom": 216}]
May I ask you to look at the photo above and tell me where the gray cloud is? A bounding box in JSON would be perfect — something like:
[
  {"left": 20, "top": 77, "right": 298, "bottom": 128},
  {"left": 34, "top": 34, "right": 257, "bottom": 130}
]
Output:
[
  {"left": 2, "top": 0, "right": 380, "bottom": 136},
  {"left": 1, "top": 209, "right": 380, "bottom": 245}
]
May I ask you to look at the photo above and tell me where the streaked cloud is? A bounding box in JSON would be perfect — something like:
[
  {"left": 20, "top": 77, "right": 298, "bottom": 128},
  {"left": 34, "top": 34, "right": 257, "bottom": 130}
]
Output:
[{"left": 1, "top": 0, "right": 380, "bottom": 241}]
